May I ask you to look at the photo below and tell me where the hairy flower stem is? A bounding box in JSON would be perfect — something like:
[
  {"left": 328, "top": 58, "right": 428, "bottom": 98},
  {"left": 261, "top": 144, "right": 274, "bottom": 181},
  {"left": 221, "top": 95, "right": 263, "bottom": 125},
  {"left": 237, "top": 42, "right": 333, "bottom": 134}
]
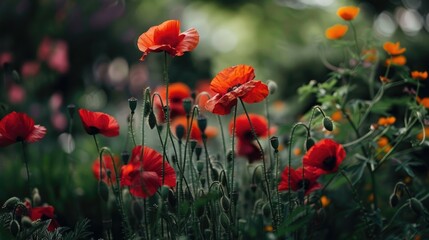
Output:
[
  {"left": 229, "top": 104, "right": 238, "bottom": 225},
  {"left": 239, "top": 99, "right": 275, "bottom": 229},
  {"left": 162, "top": 51, "right": 171, "bottom": 186},
  {"left": 349, "top": 21, "right": 360, "bottom": 57},
  {"left": 21, "top": 142, "right": 31, "bottom": 200},
  {"left": 129, "top": 111, "right": 137, "bottom": 147},
  {"left": 274, "top": 149, "right": 282, "bottom": 226},
  {"left": 265, "top": 98, "right": 273, "bottom": 172},
  {"left": 217, "top": 115, "right": 227, "bottom": 162}
]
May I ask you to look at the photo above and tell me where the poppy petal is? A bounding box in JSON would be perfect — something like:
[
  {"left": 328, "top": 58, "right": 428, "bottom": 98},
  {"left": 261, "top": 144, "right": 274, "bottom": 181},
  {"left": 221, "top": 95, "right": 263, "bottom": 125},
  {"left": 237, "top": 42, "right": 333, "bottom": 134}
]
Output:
[
  {"left": 26, "top": 125, "right": 47, "bottom": 143},
  {"left": 210, "top": 65, "right": 255, "bottom": 95},
  {"left": 175, "top": 28, "right": 199, "bottom": 55},
  {"left": 241, "top": 81, "right": 269, "bottom": 103}
]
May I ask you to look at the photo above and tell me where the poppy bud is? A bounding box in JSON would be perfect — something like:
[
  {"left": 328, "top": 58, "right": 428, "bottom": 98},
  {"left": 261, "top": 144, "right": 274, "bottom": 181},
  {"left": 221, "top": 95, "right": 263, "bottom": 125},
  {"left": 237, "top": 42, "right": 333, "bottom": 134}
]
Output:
[
  {"left": 20, "top": 216, "right": 33, "bottom": 228},
  {"left": 98, "top": 181, "right": 109, "bottom": 202},
  {"left": 267, "top": 80, "right": 278, "bottom": 95},
  {"left": 196, "top": 204, "right": 205, "bottom": 218},
  {"left": 409, "top": 198, "right": 427, "bottom": 216},
  {"left": 219, "top": 212, "right": 230, "bottom": 230},
  {"left": 148, "top": 111, "right": 157, "bottom": 129},
  {"left": 67, "top": 104, "right": 76, "bottom": 119},
  {"left": 200, "top": 177, "right": 206, "bottom": 188},
  {"left": 262, "top": 203, "right": 271, "bottom": 218},
  {"left": 143, "top": 100, "right": 151, "bottom": 117},
  {"left": 9, "top": 220, "right": 20, "bottom": 236},
  {"left": 190, "top": 140, "right": 198, "bottom": 153},
  {"left": 305, "top": 137, "right": 316, "bottom": 151},
  {"left": 195, "top": 146, "right": 202, "bottom": 160},
  {"left": 175, "top": 124, "right": 185, "bottom": 141},
  {"left": 389, "top": 193, "right": 399, "bottom": 207},
  {"left": 132, "top": 200, "right": 143, "bottom": 220},
  {"left": 128, "top": 97, "right": 138, "bottom": 114},
  {"left": 197, "top": 115, "right": 207, "bottom": 134},
  {"left": 227, "top": 150, "right": 234, "bottom": 163},
  {"left": 121, "top": 150, "right": 130, "bottom": 165},
  {"left": 196, "top": 160, "right": 204, "bottom": 174},
  {"left": 323, "top": 117, "right": 334, "bottom": 131},
  {"left": 2, "top": 197, "right": 20, "bottom": 210},
  {"left": 270, "top": 136, "right": 279, "bottom": 152},
  {"left": 183, "top": 98, "right": 192, "bottom": 115},
  {"left": 220, "top": 196, "right": 231, "bottom": 212}
]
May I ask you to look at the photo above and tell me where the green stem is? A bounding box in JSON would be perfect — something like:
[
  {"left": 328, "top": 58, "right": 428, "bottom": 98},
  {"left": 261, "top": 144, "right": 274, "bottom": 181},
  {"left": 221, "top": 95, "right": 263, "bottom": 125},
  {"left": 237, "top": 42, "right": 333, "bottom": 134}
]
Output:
[
  {"left": 229, "top": 103, "right": 238, "bottom": 227},
  {"left": 265, "top": 97, "right": 273, "bottom": 171},
  {"left": 21, "top": 142, "right": 31, "bottom": 199},
  {"left": 349, "top": 21, "right": 360, "bottom": 57}
]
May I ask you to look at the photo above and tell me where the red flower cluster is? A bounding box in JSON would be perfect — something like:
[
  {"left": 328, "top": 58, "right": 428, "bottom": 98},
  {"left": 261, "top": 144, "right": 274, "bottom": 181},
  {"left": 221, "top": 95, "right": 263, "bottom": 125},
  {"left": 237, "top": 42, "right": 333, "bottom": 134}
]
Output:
[
  {"left": 78, "top": 109, "right": 119, "bottom": 137},
  {"left": 153, "top": 82, "right": 191, "bottom": 123},
  {"left": 278, "top": 139, "right": 346, "bottom": 195},
  {"left": 0, "top": 112, "right": 46, "bottom": 147},
  {"left": 121, "top": 145, "right": 176, "bottom": 198}
]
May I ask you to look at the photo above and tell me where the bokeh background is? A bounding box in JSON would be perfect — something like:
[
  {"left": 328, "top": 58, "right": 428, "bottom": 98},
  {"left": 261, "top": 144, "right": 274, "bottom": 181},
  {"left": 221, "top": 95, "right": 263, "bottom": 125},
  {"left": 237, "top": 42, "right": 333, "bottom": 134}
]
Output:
[{"left": 1, "top": 0, "right": 429, "bottom": 238}]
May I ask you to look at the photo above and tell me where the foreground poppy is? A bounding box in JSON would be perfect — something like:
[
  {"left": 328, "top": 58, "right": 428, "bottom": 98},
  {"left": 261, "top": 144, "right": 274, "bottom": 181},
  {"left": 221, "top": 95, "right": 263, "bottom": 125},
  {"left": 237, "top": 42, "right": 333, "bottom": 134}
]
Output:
[
  {"left": 0, "top": 112, "right": 46, "bottom": 147},
  {"left": 337, "top": 6, "right": 360, "bottom": 21},
  {"left": 325, "top": 24, "right": 348, "bottom": 40},
  {"left": 383, "top": 42, "right": 406, "bottom": 56},
  {"left": 92, "top": 154, "right": 121, "bottom": 185},
  {"left": 137, "top": 20, "right": 199, "bottom": 61},
  {"left": 153, "top": 82, "right": 192, "bottom": 123},
  {"left": 121, "top": 145, "right": 176, "bottom": 198},
  {"left": 278, "top": 167, "right": 322, "bottom": 195},
  {"left": 25, "top": 201, "right": 60, "bottom": 232},
  {"left": 205, "top": 65, "right": 269, "bottom": 115},
  {"left": 78, "top": 109, "right": 119, "bottom": 137},
  {"left": 303, "top": 139, "right": 346, "bottom": 174}
]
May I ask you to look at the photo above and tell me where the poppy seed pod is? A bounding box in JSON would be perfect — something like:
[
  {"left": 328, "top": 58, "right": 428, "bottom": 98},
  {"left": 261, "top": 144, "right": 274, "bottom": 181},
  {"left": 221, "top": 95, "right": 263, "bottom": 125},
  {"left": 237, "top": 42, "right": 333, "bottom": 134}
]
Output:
[
  {"left": 148, "top": 111, "right": 157, "bottom": 129},
  {"left": 219, "top": 212, "right": 230, "bottom": 230},
  {"left": 190, "top": 140, "right": 198, "bottom": 153},
  {"left": 197, "top": 115, "right": 207, "bottom": 134},
  {"left": 196, "top": 160, "right": 204, "bottom": 173},
  {"left": 267, "top": 80, "right": 278, "bottom": 95},
  {"left": 121, "top": 150, "right": 130, "bottom": 165},
  {"left": 9, "top": 220, "right": 20, "bottom": 236},
  {"left": 67, "top": 104, "right": 76, "bottom": 119},
  {"left": 195, "top": 146, "right": 202, "bottom": 160},
  {"left": 305, "top": 137, "right": 316, "bottom": 151},
  {"left": 128, "top": 97, "right": 138, "bottom": 114},
  {"left": 175, "top": 124, "right": 185, "bottom": 141},
  {"left": 183, "top": 98, "right": 192, "bottom": 115},
  {"left": 262, "top": 203, "right": 271, "bottom": 218},
  {"left": 323, "top": 117, "right": 334, "bottom": 131},
  {"left": 270, "top": 136, "right": 279, "bottom": 151}
]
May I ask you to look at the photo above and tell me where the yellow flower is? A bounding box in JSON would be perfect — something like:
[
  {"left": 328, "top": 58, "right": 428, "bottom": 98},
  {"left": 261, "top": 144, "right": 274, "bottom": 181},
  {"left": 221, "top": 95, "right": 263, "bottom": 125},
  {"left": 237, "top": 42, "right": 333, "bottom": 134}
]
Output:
[
  {"left": 337, "top": 6, "right": 360, "bottom": 21},
  {"left": 325, "top": 24, "right": 348, "bottom": 40}
]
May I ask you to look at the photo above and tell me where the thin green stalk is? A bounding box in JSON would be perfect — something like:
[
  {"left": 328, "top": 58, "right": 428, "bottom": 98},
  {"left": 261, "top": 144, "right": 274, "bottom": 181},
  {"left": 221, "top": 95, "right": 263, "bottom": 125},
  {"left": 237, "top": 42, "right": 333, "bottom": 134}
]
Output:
[
  {"left": 217, "top": 115, "right": 227, "bottom": 162},
  {"left": 129, "top": 112, "right": 137, "bottom": 147},
  {"left": 349, "top": 21, "right": 360, "bottom": 57},
  {"left": 265, "top": 98, "right": 273, "bottom": 172},
  {"left": 229, "top": 104, "right": 238, "bottom": 228},
  {"left": 21, "top": 142, "right": 31, "bottom": 199}
]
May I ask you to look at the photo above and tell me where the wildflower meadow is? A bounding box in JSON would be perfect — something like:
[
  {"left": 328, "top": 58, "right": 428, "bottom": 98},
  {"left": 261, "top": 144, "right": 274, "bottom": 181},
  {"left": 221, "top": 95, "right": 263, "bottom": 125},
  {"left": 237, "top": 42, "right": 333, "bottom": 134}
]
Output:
[{"left": 1, "top": 0, "right": 429, "bottom": 239}]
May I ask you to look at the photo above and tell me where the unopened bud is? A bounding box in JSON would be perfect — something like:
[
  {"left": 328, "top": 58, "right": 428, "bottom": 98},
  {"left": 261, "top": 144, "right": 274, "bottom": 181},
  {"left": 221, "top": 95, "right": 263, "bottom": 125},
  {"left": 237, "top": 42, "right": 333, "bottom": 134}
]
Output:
[
  {"left": 183, "top": 98, "right": 192, "bottom": 115},
  {"left": 148, "top": 111, "right": 157, "bottom": 129},
  {"left": 220, "top": 196, "right": 230, "bottom": 212},
  {"left": 389, "top": 194, "right": 399, "bottom": 208},
  {"left": 200, "top": 177, "right": 206, "bottom": 188},
  {"left": 262, "top": 203, "right": 271, "bottom": 218},
  {"left": 2, "top": 197, "right": 20, "bottom": 210},
  {"left": 195, "top": 146, "right": 202, "bottom": 160},
  {"left": 267, "top": 80, "right": 278, "bottom": 95},
  {"left": 305, "top": 137, "right": 316, "bottom": 151},
  {"left": 197, "top": 115, "right": 207, "bottom": 134},
  {"left": 219, "top": 212, "right": 230, "bottom": 230},
  {"left": 143, "top": 100, "right": 151, "bottom": 117},
  {"left": 190, "top": 140, "right": 198, "bottom": 153},
  {"left": 121, "top": 151, "right": 130, "bottom": 165},
  {"left": 98, "top": 181, "right": 109, "bottom": 202},
  {"left": 270, "top": 136, "right": 279, "bottom": 151},
  {"left": 196, "top": 161, "right": 204, "bottom": 173},
  {"left": 10, "top": 220, "right": 20, "bottom": 236},
  {"left": 323, "top": 117, "right": 334, "bottom": 131},
  {"left": 175, "top": 124, "right": 185, "bottom": 140},
  {"left": 128, "top": 97, "right": 138, "bottom": 114}
]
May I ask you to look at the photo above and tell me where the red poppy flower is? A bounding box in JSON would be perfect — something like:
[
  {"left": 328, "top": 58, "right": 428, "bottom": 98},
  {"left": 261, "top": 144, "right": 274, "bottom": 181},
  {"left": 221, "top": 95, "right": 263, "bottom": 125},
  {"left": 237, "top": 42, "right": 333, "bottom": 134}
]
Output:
[
  {"left": 303, "top": 139, "right": 346, "bottom": 174},
  {"left": 25, "top": 201, "right": 60, "bottom": 232},
  {"left": 170, "top": 116, "right": 217, "bottom": 143},
  {"left": 78, "top": 109, "right": 119, "bottom": 137},
  {"left": 121, "top": 145, "right": 176, "bottom": 198},
  {"left": 278, "top": 167, "right": 322, "bottom": 195},
  {"left": 205, "top": 65, "right": 269, "bottom": 115},
  {"left": 153, "top": 82, "right": 191, "bottom": 123},
  {"left": 92, "top": 154, "right": 121, "bottom": 185},
  {"left": 0, "top": 112, "right": 46, "bottom": 147},
  {"left": 236, "top": 140, "right": 262, "bottom": 163},
  {"left": 229, "top": 113, "right": 273, "bottom": 141},
  {"left": 137, "top": 20, "right": 199, "bottom": 61}
]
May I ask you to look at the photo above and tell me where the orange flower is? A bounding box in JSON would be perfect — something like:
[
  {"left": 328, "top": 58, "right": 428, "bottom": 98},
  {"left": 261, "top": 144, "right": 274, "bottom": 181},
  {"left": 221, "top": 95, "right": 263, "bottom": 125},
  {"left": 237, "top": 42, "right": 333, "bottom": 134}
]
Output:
[
  {"left": 320, "top": 195, "right": 331, "bottom": 208},
  {"left": 411, "top": 71, "right": 428, "bottom": 80},
  {"left": 379, "top": 76, "right": 390, "bottom": 84},
  {"left": 293, "top": 147, "right": 302, "bottom": 156},
  {"left": 337, "top": 6, "right": 360, "bottom": 21},
  {"left": 153, "top": 82, "right": 191, "bottom": 123},
  {"left": 377, "top": 116, "right": 396, "bottom": 126},
  {"left": 417, "top": 127, "right": 429, "bottom": 141},
  {"left": 383, "top": 42, "right": 406, "bottom": 55},
  {"left": 325, "top": 24, "right": 348, "bottom": 40},
  {"left": 137, "top": 20, "right": 199, "bottom": 61},
  {"left": 385, "top": 55, "right": 406, "bottom": 66},
  {"left": 377, "top": 136, "right": 389, "bottom": 148},
  {"left": 362, "top": 48, "right": 378, "bottom": 63},
  {"left": 205, "top": 65, "right": 269, "bottom": 115},
  {"left": 416, "top": 97, "right": 429, "bottom": 109},
  {"left": 331, "top": 110, "right": 343, "bottom": 122}
]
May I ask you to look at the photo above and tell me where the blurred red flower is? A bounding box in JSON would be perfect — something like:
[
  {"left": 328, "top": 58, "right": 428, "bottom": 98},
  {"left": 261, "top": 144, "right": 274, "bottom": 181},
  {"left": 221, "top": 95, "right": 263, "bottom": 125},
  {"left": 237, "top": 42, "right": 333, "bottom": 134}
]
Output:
[
  {"left": 25, "top": 201, "right": 60, "bottom": 232},
  {"left": 154, "top": 82, "right": 191, "bottom": 123},
  {"left": 78, "top": 109, "right": 119, "bottom": 137},
  {"left": 303, "top": 139, "right": 346, "bottom": 174},
  {"left": 121, "top": 145, "right": 176, "bottom": 198},
  {"left": 170, "top": 116, "right": 217, "bottom": 143},
  {"left": 92, "top": 154, "right": 121, "bottom": 185},
  {"left": 137, "top": 20, "right": 199, "bottom": 61},
  {"left": 205, "top": 65, "right": 269, "bottom": 115},
  {"left": 278, "top": 167, "right": 322, "bottom": 195},
  {"left": 229, "top": 113, "right": 272, "bottom": 141},
  {"left": 0, "top": 112, "right": 46, "bottom": 147}
]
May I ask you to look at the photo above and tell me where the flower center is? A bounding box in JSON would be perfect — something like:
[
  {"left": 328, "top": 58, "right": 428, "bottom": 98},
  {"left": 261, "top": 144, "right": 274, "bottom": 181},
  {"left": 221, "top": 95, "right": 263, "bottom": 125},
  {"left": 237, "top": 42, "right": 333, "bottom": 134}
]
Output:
[
  {"left": 297, "top": 179, "right": 310, "bottom": 191},
  {"left": 227, "top": 84, "right": 241, "bottom": 92},
  {"left": 322, "top": 156, "right": 336, "bottom": 171},
  {"left": 16, "top": 136, "right": 24, "bottom": 142},
  {"left": 88, "top": 126, "right": 100, "bottom": 135}
]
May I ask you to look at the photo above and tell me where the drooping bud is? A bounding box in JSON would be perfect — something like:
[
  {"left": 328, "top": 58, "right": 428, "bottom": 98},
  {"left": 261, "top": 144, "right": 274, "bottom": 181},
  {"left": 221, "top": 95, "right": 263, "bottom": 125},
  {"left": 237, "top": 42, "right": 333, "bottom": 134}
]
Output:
[
  {"left": 98, "top": 181, "right": 109, "bottom": 202},
  {"left": 220, "top": 196, "right": 231, "bottom": 212},
  {"left": 67, "top": 104, "right": 76, "bottom": 119},
  {"left": 197, "top": 115, "right": 207, "bottom": 134},
  {"left": 143, "top": 100, "right": 151, "bottom": 117},
  {"left": 190, "top": 140, "right": 198, "bottom": 153},
  {"left": 2, "top": 197, "right": 20, "bottom": 210},
  {"left": 219, "top": 212, "right": 230, "bottom": 230},
  {"left": 389, "top": 193, "right": 399, "bottom": 208},
  {"left": 183, "top": 98, "right": 192, "bottom": 115},
  {"left": 409, "top": 198, "right": 427, "bottom": 216},
  {"left": 9, "top": 220, "right": 20, "bottom": 236},
  {"left": 267, "top": 80, "right": 278, "bottom": 95},
  {"left": 305, "top": 137, "right": 316, "bottom": 151},
  {"left": 121, "top": 150, "right": 130, "bottom": 165},
  {"left": 175, "top": 124, "right": 185, "bottom": 141},
  {"left": 128, "top": 97, "right": 138, "bottom": 114},
  {"left": 323, "top": 117, "right": 334, "bottom": 131},
  {"left": 270, "top": 136, "right": 279, "bottom": 152},
  {"left": 148, "top": 111, "right": 157, "bottom": 129}
]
